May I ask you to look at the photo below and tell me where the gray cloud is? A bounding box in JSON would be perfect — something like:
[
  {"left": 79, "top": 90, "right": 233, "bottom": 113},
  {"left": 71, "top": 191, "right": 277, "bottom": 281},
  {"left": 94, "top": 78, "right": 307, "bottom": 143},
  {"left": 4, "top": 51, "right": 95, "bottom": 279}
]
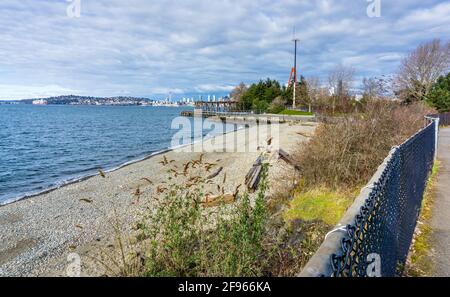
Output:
[{"left": 0, "top": 0, "right": 449, "bottom": 99}]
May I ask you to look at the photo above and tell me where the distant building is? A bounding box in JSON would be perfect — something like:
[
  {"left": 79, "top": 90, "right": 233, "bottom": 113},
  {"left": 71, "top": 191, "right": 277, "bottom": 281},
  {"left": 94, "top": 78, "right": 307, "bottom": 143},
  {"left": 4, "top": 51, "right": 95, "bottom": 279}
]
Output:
[{"left": 32, "top": 99, "right": 48, "bottom": 105}]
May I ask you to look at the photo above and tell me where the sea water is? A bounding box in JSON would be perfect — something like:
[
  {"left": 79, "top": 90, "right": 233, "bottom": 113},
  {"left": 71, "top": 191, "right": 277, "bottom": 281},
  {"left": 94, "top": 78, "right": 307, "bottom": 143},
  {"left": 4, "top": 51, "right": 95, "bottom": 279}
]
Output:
[{"left": 0, "top": 105, "right": 238, "bottom": 205}]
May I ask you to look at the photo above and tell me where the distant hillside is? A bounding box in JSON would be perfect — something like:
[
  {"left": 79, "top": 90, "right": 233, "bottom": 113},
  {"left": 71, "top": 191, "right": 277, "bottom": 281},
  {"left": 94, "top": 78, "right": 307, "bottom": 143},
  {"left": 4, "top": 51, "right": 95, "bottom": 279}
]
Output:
[{"left": 20, "top": 95, "right": 154, "bottom": 105}]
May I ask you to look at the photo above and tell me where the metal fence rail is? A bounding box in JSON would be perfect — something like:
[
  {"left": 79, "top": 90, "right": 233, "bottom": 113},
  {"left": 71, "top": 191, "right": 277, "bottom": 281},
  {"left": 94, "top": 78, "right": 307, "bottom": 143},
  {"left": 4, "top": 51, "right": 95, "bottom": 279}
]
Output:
[{"left": 300, "top": 120, "right": 437, "bottom": 277}]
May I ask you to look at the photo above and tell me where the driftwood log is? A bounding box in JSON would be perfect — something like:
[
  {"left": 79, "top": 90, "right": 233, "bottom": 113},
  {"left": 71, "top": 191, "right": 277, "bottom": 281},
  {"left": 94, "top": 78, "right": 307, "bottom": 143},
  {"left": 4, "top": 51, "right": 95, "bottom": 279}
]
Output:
[
  {"left": 245, "top": 155, "right": 263, "bottom": 192},
  {"left": 206, "top": 166, "right": 223, "bottom": 179},
  {"left": 201, "top": 193, "right": 235, "bottom": 208},
  {"left": 278, "top": 149, "right": 301, "bottom": 171}
]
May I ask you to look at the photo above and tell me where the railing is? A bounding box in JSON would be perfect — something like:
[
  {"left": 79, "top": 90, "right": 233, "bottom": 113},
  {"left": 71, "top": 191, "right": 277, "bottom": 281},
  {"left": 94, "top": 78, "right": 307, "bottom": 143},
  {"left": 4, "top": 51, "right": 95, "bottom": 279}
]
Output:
[
  {"left": 300, "top": 118, "right": 438, "bottom": 277},
  {"left": 180, "top": 110, "right": 316, "bottom": 123}
]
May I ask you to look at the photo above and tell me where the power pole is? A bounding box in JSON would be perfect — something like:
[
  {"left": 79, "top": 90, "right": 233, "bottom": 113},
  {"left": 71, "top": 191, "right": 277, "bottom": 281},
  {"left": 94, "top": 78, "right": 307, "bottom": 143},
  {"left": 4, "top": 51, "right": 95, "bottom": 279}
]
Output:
[{"left": 292, "top": 28, "right": 300, "bottom": 109}]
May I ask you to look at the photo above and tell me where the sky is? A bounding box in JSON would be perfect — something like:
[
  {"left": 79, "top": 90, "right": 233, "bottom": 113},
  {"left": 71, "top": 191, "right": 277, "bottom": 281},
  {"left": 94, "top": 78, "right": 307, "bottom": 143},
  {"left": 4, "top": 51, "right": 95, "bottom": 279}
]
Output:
[{"left": 0, "top": 0, "right": 449, "bottom": 100}]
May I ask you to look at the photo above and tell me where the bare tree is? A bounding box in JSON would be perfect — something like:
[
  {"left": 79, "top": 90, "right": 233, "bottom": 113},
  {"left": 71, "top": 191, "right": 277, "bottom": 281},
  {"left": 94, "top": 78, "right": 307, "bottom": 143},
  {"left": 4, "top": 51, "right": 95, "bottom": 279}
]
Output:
[
  {"left": 362, "top": 77, "right": 379, "bottom": 100},
  {"left": 394, "top": 39, "right": 450, "bottom": 103},
  {"left": 328, "top": 65, "right": 355, "bottom": 113},
  {"left": 362, "top": 76, "right": 392, "bottom": 100},
  {"left": 305, "top": 76, "right": 321, "bottom": 107},
  {"left": 230, "top": 82, "right": 247, "bottom": 102},
  {"left": 328, "top": 65, "right": 355, "bottom": 97}
]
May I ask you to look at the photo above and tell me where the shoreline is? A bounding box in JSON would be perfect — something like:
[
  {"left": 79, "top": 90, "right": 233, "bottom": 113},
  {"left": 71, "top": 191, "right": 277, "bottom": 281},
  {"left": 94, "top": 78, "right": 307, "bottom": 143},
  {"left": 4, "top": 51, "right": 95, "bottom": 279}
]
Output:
[
  {"left": 0, "top": 121, "right": 246, "bottom": 207},
  {"left": 0, "top": 121, "right": 316, "bottom": 276}
]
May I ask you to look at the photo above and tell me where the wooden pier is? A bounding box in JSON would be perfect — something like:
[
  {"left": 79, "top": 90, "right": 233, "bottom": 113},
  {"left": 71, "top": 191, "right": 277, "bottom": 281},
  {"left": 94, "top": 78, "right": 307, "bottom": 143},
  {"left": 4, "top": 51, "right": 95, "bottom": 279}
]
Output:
[
  {"left": 194, "top": 101, "right": 240, "bottom": 112},
  {"left": 180, "top": 110, "right": 316, "bottom": 124}
]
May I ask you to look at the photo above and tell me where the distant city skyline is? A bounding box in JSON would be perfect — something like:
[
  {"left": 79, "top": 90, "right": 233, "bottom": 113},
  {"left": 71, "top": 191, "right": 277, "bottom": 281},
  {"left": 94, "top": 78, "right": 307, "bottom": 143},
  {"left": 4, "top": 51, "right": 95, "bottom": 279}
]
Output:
[
  {"left": 1, "top": 0, "right": 450, "bottom": 100},
  {"left": 0, "top": 92, "right": 232, "bottom": 102}
]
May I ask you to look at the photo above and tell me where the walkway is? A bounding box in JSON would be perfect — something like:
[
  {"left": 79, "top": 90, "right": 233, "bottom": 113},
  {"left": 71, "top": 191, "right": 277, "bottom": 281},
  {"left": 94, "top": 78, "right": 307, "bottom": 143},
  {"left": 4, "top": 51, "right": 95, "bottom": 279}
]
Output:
[{"left": 430, "top": 127, "right": 450, "bottom": 276}]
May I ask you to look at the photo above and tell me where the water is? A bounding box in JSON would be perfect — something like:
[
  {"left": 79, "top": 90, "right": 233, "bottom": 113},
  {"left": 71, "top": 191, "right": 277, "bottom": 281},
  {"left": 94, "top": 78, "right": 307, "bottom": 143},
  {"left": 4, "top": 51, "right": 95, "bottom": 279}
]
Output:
[{"left": 0, "top": 105, "right": 238, "bottom": 205}]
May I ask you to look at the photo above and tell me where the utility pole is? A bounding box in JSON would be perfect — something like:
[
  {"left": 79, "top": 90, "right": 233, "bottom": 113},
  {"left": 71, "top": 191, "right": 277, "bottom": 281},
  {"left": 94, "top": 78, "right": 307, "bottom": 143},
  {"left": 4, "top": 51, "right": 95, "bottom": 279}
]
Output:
[{"left": 292, "top": 28, "right": 300, "bottom": 109}]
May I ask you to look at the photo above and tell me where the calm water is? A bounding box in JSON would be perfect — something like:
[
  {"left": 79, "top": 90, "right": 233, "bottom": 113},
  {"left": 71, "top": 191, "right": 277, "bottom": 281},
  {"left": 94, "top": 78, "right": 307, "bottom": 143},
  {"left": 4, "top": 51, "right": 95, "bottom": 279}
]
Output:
[{"left": 0, "top": 105, "right": 237, "bottom": 205}]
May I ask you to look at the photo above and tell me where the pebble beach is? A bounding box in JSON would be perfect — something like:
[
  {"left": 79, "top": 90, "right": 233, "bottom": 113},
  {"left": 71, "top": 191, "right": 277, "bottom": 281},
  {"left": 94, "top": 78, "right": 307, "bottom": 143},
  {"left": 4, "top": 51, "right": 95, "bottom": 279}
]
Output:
[{"left": 0, "top": 122, "right": 316, "bottom": 276}]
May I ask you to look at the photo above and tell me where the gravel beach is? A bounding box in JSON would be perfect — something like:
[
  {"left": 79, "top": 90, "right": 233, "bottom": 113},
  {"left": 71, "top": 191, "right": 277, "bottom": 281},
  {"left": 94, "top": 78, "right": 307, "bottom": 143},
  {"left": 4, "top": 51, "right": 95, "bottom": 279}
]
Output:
[{"left": 0, "top": 122, "right": 316, "bottom": 276}]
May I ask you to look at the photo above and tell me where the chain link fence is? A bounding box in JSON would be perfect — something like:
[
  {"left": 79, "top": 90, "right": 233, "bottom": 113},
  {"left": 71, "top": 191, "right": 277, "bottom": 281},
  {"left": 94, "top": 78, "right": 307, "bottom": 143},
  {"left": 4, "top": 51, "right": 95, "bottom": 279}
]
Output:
[{"left": 300, "top": 119, "right": 437, "bottom": 277}]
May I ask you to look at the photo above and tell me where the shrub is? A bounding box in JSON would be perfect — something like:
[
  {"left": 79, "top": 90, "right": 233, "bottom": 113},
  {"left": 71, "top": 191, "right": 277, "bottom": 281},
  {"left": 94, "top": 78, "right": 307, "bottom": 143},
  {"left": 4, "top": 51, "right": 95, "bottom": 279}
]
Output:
[
  {"left": 137, "top": 158, "right": 270, "bottom": 277},
  {"left": 294, "top": 100, "right": 434, "bottom": 189},
  {"left": 95, "top": 152, "right": 330, "bottom": 277},
  {"left": 266, "top": 96, "right": 287, "bottom": 114}
]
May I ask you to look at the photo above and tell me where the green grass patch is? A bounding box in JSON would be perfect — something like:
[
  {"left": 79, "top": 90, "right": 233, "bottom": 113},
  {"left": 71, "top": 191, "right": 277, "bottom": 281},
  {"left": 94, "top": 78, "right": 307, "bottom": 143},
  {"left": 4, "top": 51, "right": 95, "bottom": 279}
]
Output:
[
  {"left": 284, "top": 188, "right": 356, "bottom": 226},
  {"left": 278, "top": 109, "right": 314, "bottom": 116},
  {"left": 406, "top": 161, "right": 440, "bottom": 277}
]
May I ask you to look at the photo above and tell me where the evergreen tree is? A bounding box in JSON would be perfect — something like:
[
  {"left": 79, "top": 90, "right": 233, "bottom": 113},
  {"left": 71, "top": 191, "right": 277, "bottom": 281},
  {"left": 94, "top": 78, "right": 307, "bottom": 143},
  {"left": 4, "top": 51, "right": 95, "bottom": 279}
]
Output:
[
  {"left": 426, "top": 72, "right": 450, "bottom": 112},
  {"left": 239, "top": 78, "right": 285, "bottom": 112}
]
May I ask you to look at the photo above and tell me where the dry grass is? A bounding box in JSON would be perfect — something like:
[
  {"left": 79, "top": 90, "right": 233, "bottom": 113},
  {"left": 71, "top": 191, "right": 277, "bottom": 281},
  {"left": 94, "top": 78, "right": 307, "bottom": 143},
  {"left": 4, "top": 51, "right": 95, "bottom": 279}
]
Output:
[
  {"left": 261, "top": 219, "right": 330, "bottom": 276},
  {"left": 271, "top": 100, "right": 436, "bottom": 274},
  {"left": 294, "top": 100, "right": 433, "bottom": 189}
]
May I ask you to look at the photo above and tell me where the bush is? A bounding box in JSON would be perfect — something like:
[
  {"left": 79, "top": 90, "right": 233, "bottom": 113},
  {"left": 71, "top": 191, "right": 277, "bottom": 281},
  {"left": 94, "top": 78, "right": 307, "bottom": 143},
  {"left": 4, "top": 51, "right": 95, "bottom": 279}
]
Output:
[
  {"left": 294, "top": 100, "right": 434, "bottom": 189},
  {"left": 426, "top": 72, "right": 450, "bottom": 112},
  {"left": 102, "top": 155, "right": 325, "bottom": 277},
  {"left": 136, "top": 158, "right": 270, "bottom": 277},
  {"left": 266, "top": 96, "right": 287, "bottom": 114}
]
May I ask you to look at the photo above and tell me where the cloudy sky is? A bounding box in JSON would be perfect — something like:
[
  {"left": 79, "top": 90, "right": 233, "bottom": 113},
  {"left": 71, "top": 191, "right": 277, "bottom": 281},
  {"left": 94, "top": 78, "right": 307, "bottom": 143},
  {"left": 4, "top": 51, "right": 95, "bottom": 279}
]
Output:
[{"left": 0, "top": 0, "right": 449, "bottom": 100}]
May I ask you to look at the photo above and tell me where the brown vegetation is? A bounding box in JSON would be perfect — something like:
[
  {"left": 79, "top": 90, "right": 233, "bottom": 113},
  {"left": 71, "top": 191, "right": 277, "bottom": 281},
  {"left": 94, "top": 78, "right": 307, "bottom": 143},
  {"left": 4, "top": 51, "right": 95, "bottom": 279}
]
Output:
[{"left": 293, "top": 100, "right": 434, "bottom": 189}]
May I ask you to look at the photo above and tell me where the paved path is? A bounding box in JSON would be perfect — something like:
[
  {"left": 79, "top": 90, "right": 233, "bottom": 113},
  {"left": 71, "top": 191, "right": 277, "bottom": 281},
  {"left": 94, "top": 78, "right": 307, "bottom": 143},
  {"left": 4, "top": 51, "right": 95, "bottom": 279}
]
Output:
[{"left": 430, "top": 127, "right": 450, "bottom": 276}]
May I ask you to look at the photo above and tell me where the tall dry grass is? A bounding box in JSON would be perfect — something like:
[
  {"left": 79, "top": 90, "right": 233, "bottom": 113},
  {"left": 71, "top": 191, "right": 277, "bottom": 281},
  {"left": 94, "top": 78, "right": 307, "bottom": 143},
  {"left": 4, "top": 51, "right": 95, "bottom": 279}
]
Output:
[{"left": 294, "top": 100, "right": 434, "bottom": 189}]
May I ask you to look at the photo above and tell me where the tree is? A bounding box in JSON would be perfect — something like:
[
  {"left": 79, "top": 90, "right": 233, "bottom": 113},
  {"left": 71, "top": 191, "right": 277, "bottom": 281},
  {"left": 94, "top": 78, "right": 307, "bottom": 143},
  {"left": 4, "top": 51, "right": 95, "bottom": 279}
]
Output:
[
  {"left": 267, "top": 96, "right": 287, "bottom": 114},
  {"left": 230, "top": 82, "right": 247, "bottom": 102},
  {"left": 328, "top": 65, "right": 355, "bottom": 97},
  {"left": 395, "top": 39, "right": 450, "bottom": 103},
  {"left": 297, "top": 76, "right": 310, "bottom": 111},
  {"left": 362, "top": 76, "right": 392, "bottom": 100},
  {"left": 328, "top": 65, "right": 355, "bottom": 113},
  {"left": 305, "top": 76, "right": 321, "bottom": 106},
  {"left": 240, "top": 78, "right": 284, "bottom": 112},
  {"left": 426, "top": 72, "right": 450, "bottom": 112}
]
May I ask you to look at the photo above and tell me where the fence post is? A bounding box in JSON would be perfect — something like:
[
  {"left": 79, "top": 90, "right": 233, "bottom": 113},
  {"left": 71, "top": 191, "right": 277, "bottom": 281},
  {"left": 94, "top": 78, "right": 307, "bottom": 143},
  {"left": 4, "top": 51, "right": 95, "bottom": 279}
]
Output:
[
  {"left": 425, "top": 116, "right": 439, "bottom": 160},
  {"left": 435, "top": 117, "right": 439, "bottom": 159}
]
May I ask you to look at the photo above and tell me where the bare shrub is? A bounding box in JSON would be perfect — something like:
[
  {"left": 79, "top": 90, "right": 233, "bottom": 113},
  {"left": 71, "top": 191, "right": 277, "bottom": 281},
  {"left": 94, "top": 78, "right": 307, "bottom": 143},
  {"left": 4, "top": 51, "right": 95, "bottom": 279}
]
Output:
[{"left": 294, "top": 100, "right": 434, "bottom": 189}]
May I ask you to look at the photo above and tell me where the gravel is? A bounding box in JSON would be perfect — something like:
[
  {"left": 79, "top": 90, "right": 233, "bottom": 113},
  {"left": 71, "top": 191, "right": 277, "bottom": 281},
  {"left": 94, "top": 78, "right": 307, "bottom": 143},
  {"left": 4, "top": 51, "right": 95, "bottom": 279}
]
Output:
[{"left": 0, "top": 122, "right": 316, "bottom": 276}]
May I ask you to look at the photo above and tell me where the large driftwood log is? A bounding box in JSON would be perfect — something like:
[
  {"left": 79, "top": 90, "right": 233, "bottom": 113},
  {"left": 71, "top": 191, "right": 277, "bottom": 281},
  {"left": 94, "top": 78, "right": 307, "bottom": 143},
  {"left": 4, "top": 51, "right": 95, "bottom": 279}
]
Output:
[
  {"left": 207, "top": 166, "right": 223, "bottom": 179},
  {"left": 278, "top": 148, "right": 301, "bottom": 171},
  {"left": 245, "top": 155, "right": 263, "bottom": 192}
]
